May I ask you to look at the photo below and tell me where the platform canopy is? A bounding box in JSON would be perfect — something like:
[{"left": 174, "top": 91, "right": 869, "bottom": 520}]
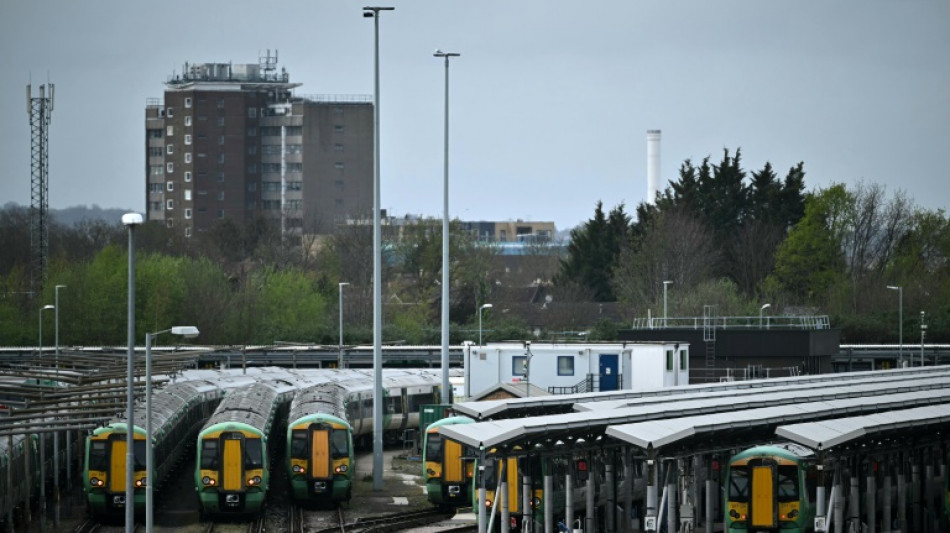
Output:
[{"left": 775, "top": 402, "right": 950, "bottom": 450}]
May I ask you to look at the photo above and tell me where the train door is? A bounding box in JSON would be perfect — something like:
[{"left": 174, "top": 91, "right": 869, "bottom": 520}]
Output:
[
  {"left": 221, "top": 434, "right": 244, "bottom": 491},
  {"left": 443, "top": 439, "right": 464, "bottom": 484},
  {"left": 109, "top": 437, "right": 126, "bottom": 492},
  {"left": 310, "top": 427, "right": 331, "bottom": 478},
  {"left": 750, "top": 464, "right": 777, "bottom": 528},
  {"left": 599, "top": 354, "right": 619, "bottom": 391}
]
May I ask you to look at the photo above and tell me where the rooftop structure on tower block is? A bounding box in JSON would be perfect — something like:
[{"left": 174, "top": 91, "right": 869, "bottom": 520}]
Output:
[{"left": 145, "top": 52, "right": 373, "bottom": 242}]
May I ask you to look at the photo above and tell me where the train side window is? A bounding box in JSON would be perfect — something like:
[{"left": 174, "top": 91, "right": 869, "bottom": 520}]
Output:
[
  {"left": 729, "top": 466, "right": 749, "bottom": 501},
  {"left": 290, "top": 430, "right": 307, "bottom": 458},
  {"left": 200, "top": 440, "right": 219, "bottom": 469},
  {"left": 245, "top": 438, "right": 263, "bottom": 469},
  {"left": 89, "top": 441, "right": 108, "bottom": 470},
  {"left": 425, "top": 433, "right": 443, "bottom": 462},
  {"left": 331, "top": 429, "right": 349, "bottom": 458}
]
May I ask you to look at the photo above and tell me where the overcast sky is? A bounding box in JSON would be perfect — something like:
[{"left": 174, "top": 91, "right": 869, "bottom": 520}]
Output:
[{"left": 1, "top": 0, "right": 948, "bottom": 231}]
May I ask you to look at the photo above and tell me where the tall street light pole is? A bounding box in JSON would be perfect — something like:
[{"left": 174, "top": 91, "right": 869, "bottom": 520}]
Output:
[
  {"left": 121, "top": 211, "right": 142, "bottom": 533},
  {"left": 435, "top": 49, "right": 460, "bottom": 405},
  {"left": 39, "top": 304, "right": 55, "bottom": 357},
  {"left": 887, "top": 285, "right": 903, "bottom": 366},
  {"left": 479, "top": 303, "right": 492, "bottom": 347},
  {"left": 339, "top": 282, "right": 349, "bottom": 368},
  {"left": 759, "top": 303, "right": 771, "bottom": 328},
  {"left": 663, "top": 280, "right": 673, "bottom": 327},
  {"left": 363, "top": 5, "right": 393, "bottom": 492},
  {"left": 145, "top": 326, "right": 198, "bottom": 533}
]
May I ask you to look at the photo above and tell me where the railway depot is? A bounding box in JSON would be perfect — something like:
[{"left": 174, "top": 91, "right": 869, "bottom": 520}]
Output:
[{"left": 1, "top": 343, "right": 950, "bottom": 532}]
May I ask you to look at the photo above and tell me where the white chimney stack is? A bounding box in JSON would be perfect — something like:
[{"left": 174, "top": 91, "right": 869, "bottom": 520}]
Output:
[{"left": 647, "top": 129, "right": 661, "bottom": 204}]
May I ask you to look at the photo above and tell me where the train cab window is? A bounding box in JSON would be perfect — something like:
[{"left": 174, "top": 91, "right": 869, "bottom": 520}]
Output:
[
  {"left": 777, "top": 466, "right": 800, "bottom": 501},
  {"left": 425, "top": 433, "right": 443, "bottom": 462},
  {"left": 386, "top": 395, "right": 400, "bottom": 415},
  {"left": 290, "top": 430, "right": 307, "bottom": 459},
  {"left": 728, "top": 466, "right": 749, "bottom": 501},
  {"left": 133, "top": 440, "right": 147, "bottom": 469},
  {"left": 245, "top": 439, "right": 263, "bottom": 469},
  {"left": 200, "top": 440, "right": 220, "bottom": 469},
  {"left": 331, "top": 429, "right": 349, "bottom": 458},
  {"left": 89, "top": 441, "right": 108, "bottom": 470}
]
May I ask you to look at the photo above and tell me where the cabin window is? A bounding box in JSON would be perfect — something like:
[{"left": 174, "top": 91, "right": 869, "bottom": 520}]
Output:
[
  {"left": 290, "top": 430, "right": 307, "bottom": 459},
  {"left": 666, "top": 350, "right": 674, "bottom": 372},
  {"left": 331, "top": 429, "right": 349, "bottom": 458},
  {"left": 89, "top": 441, "right": 108, "bottom": 470},
  {"left": 557, "top": 356, "right": 574, "bottom": 376},
  {"left": 680, "top": 350, "right": 688, "bottom": 371},
  {"left": 728, "top": 466, "right": 749, "bottom": 501},
  {"left": 777, "top": 466, "right": 800, "bottom": 501},
  {"left": 425, "top": 432, "right": 443, "bottom": 462},
  {"left": 200, "top": 440, "right": 219, "bottom": 469},
  {"left": 244, "top": 438, "right": 263, "bottom": 469}
]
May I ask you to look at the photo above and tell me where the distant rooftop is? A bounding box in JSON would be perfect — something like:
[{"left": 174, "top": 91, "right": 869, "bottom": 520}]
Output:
[{"left": 164, "top": 51, "right": 300, "bottom": 90}]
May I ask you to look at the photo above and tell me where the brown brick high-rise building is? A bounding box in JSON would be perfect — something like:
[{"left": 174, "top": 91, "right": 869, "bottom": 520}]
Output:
[{"left": 145, "top": 54, "right": 373, "bottom": 241}]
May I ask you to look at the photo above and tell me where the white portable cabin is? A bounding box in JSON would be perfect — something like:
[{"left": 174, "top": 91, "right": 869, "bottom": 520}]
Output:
[{"left": 463, "top": 341, "right": 689, "bottom": 398}]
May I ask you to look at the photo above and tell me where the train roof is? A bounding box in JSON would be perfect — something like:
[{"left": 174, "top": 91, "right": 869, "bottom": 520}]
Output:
[
  {"left": 288, "top": 382, "right": 347, "bottom": 424},
  {"left": 202, "top": 382, "right": 282, "bottom": 434}
]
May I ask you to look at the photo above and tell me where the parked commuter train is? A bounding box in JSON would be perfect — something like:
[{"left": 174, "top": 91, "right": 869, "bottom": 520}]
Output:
[
  {"left": 724, "top": 444, "right": 815, "bottom": 533},
  {"left": 286, "top": 370, "right": 447, "bottom": 506},
  {"left": 286, "top": 382, "right": 354, "bottom": 504},
  {"left": 84, "top": 379, "right": 225, "bottom": 517},
  {"left": 195, "top": 380, "right": 296, "bottom": 516},
  {"left": 423, "top": 416, "right": 475, "bottom": 509}
]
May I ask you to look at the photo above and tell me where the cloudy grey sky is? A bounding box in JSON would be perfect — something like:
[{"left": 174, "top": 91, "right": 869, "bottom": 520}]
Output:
[{"left": 1, "top": 0, "right": 948, "bottom": 231}]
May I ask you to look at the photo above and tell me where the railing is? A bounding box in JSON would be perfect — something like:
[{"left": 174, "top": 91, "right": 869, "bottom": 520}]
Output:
[
  {"left": 631, "top": 315, "right": 831, "bottom": 330},
  {"left": 547, "top": 373, "right": 621, "bottom": 394}
]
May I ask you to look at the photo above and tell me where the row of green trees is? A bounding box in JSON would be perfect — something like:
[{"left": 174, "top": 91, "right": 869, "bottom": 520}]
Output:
[{"left": 558, "top": 149, "right": 949, "bottom": 342}]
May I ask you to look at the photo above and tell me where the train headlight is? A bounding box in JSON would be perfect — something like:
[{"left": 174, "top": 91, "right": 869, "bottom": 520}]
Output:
[
  {"left": 90, "top": 477, "right": 102, "bottom": 487},
  {"left": 202, "top": 476, "right": 216, "bottom": 486},
  {"left": 729, "top": 509, "right": 741, "bottom": 520},
  {"left": 293, "top": 465, "right": 304, "bottom": 473},
  {"left": 335, "top": 464, "right": 348, "bottom": 473},
  {"left": 787, "top": 509, "right": 799, "bottom": 519},
  {"left": 134, "top": 479, "right": 142, "bottom": 487},
  {"left": 530, "top": 497, "right": 541, "bottom": 509},
  {"left": 247, "top": 476, "right": 262, "bottom": 486},
  {"left": 485, "top": 499, "right": 493, "bottom": 508}
]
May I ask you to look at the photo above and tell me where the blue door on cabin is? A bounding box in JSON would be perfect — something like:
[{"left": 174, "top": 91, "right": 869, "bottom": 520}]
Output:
[{"left": 599, "top": 354, "right": 619, "bottom": 391}]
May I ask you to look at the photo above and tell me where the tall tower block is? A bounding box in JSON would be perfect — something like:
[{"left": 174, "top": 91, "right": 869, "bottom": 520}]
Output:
[{"left": 646, "top": 129, "right": 661, "bottom": 204}]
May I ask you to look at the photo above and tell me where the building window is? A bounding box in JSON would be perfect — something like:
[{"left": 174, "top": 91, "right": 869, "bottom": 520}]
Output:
[
  {"left": 557, "top": 356, "right": 575, "bottom": 376},
  {"left": 185, "top": 116, "right": 192, "bottom": 127},
  {"left": 165, "top": 219, "right": 174, "bottom": 228},
  {"left": 247, "top": 182, "right": 257, "bottom": 192},
  {"left": 217, "top": 98, "right": 224, "bottom": 109},
  {"left": 680, "top": 349, "right": 688, "bottom": 371},
  {"left": 247, "top": 127, "right": 257, "bottom": 137},
  {"left": 184, "top": 227, "right": 192, "bottom": 238},
  {"left": 334, "top": 179, "right": 344, "bottom": 187},
  {"left": 334, "top": 143, "right": 344, "bottom": 152},
  {"left": 184, "top": 208, "right": 192, "bottom": 219},
  {"left": 247, "top": 107, "right": 257, "bottom": 118},
  {"left": 287, "top": 181, "right": 301, "bottom": 191},
  {"left": 334, "top": 105, "right": 344, "bottom": 114},
  {"left": 184, "top": 189, "right": 192, "bottom": 201},
  {"left": 217, "top": 209, "right": 224, "bottom": 218},
  {"left": 166, "top": 107, "right": 174, "bottom": 118},
  {"left": 247, "top": 145, "right": 257, "bottom": 155},
  {"left": 185, "top": 153, "right": 192, "bottom": 163},
  {"left": 512, "top": 356, "right": 527, "bottom": 378},
  {"left": 149, "top": 201, "right": 162, "bottom": 211},
  {"left": 666, "top": 350, "right": 674, "bottom": 372},
  {"left": 166, "top": 144, "right": 174, "bottom": 155},
  {"left": 148, "top": 147, "right": 163, "bottom": 157},
  {"left": 217, "top": 118, "right": 225, "bottom": 127},
  {"left": 286, "top": 199, "right": 302, "bottom": 210},
  {"left": 166, "top": 125, "right": 174, "bottom": 136},
  {"left": 185, "top": 134, "right": 192, "bottom": 145},
  {"left": 184, "top": 171, "right": 192, "bottom": 182},
  {"left": 334, "top": 125, "right": 343, "bottom": 133},
  {"left": 334, "top": 162, "right": 344, "bottom": 170},
  {"left": 217, "top": 135, "right": 224, "bottom": 145},
  {"left": 217, "top": 154, "right": 224, "bottom": 164},
  {"left": 166, "top": 162, "right": 174, "bottom": 173},
  {"left": 148, "top": 129, "right": 163, "bottom": 139},
  {"left": 335, "top": 198, "right": 343, "bottom": 207},
  {"left": 166, "top": 199, "right": 174, "bottom": 210},
  {"left": 184, "top": 97, "right": 192, "bottom": 108},
  {"left": 247, "top": 164, "right": 257, "bottom": 174},
  {"left": 217, "top": 172, "right": 225, "bottom": 182},
  {"left": 148, "top": 183, "right": 163, "bottom": 193},
  {"left": 217, "top": 191, "right": 224, "bottom": 201},
  {"left": 166, "top": 181, "right": 174, "bottom": 192}
]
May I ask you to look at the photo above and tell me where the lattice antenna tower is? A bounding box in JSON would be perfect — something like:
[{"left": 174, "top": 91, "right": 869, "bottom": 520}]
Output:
[{"left": 27, "top": 82, "right": 54, "bottom": 295}]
